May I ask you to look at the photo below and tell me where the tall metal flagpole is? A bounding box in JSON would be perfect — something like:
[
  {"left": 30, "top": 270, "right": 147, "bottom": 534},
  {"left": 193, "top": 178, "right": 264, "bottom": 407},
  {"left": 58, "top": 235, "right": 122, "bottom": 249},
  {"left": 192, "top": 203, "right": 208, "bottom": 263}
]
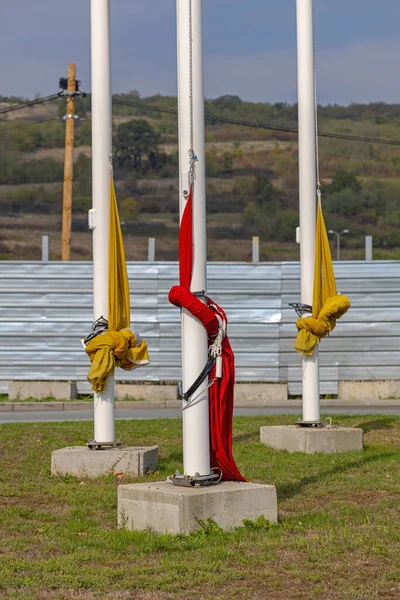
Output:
[
  {"left": 90, "top": 0, "right": 115, "bottom": 443},
  {"left": 296, "top": 0, "right": 320, "bottom": 423},
  {"left": 176, "top": 0, "right": 211, "bottom": 477}
]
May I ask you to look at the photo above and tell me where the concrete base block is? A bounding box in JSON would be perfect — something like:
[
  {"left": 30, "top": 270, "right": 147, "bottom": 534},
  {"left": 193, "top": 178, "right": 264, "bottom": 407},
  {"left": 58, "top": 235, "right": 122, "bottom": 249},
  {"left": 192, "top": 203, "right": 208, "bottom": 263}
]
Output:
[
  {"left": 102, "top": 383, "right": 290, "bottom": 406},
  {"left": 235, "top": 383, "right": 288, "bottom": 405},
  {"left": 260, "top": 425, "right": 363, "bottom": 454},
  {"left": 339, "top": 380, "right": 400, "bottom": 401},
  {"left": 115, "top": 384, "right": 177, "bottom": 402},
  {"left": 118, "top": 480, "right": 278, "bottom": 534},
  {"left": 51, "top": 446, "right": 158, "bottom": 478},
  {"left": 9, "top": 381, "right": 77, "bottom": 401}
]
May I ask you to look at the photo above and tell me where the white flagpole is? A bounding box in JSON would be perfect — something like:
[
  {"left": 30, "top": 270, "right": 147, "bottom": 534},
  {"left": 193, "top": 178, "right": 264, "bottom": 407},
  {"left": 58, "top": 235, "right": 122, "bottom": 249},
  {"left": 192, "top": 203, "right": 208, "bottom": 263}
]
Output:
[
  {"left": 296, "top": 0, "right": 320, "bottom": 423},
  {"left": 176, "top": 0, "right": 211, "bottom": 477},
  {"left": 90, "top": 0, "right": 115, "bottom": 443}
]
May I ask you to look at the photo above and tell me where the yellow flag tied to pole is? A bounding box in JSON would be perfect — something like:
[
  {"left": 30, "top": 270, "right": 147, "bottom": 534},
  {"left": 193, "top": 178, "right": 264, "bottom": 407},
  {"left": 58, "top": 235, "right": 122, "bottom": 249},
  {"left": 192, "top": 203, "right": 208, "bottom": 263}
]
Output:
[
  {"left": 294, "top": 197, "right": 351, "bottom": 356},
  {"left": 85, "top": 177, "right": 149, "bottom": 392},
  {"left": 312, "top": 198, "right": 337, "bottom": 313},
  {"left": 86, "top": 329, "right": 149, "bottom": 393},
  {"left": 108, "top": 177, "right": 130, "bottom": 331}
]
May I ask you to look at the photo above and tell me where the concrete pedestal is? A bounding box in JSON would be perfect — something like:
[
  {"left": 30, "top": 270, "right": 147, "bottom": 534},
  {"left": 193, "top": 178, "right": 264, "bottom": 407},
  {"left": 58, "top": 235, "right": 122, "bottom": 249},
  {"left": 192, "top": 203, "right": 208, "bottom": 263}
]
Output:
[
  {"left": 51, "top": 446, "right": 158, "bottom": 478},
  {"left": 118, "top": 480, "right": 278, "bottom": 534},
  {"left": 260, "top": 425, "right": 363, "bottom": 454},
  {"left": 9, "top": 380, "right": 77, "bottom": 400}
]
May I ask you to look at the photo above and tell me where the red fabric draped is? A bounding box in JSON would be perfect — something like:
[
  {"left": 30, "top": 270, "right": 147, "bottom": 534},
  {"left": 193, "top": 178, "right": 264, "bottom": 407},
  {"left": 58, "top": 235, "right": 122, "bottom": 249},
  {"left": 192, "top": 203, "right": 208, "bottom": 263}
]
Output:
[
  {"left": 169, "top": 285, "right": 246, "bottom": 482},
  {"left": 169, "top": 285, "right": 218, "bottom": 337},
  {"left": 208, "top": 336, "right": 246, "bottom": 481},
  {"left": 179, "top": 186, "right": 193, "bottom": 289}
]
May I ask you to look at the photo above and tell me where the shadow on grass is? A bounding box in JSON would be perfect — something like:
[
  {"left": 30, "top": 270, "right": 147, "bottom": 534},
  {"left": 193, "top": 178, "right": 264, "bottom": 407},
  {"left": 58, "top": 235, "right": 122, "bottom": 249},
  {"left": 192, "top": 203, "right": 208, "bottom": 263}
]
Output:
[
  {"left": 356, "top": 418, "right": 397, "bottom": 434},
  {"left": 233, "top": 431, "right": 257, "bottom": 444},
  {"left": 278, "top": 450, "right": 398, "bottom": 500},
  {"left": 157, "top": 448, "right": 184, "bottom": 472}
]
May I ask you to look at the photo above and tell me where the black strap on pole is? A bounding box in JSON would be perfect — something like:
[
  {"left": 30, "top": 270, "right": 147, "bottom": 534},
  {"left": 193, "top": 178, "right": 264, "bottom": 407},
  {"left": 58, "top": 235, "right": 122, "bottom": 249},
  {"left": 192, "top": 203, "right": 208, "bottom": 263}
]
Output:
[
  {"left": 289, "top": 302, "right": 312, "bottom": 317},
  {"left": 83, "top": 316, "right": 108, "bottom": 345},
  {"left": 182, "top": 356, "right": 215, "bottom": 402}
]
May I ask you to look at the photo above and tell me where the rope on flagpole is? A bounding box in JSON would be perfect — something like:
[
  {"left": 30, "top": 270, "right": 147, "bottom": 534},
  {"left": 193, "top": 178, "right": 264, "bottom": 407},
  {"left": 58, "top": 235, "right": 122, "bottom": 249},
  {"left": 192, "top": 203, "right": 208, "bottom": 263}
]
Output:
[
  {"left": 313, "top": 24, "right": 321, "bottom": 202},
  {"left": 188, "top": 0, "right": 197, "bottom": 184}
]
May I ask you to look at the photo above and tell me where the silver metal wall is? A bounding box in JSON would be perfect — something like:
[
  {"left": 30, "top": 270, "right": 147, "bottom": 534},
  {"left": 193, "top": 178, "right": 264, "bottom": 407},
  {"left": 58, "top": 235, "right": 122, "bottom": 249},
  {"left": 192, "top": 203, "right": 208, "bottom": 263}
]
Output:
[{"left": 0, "top": 261, "right": 398, "bottom": 394}]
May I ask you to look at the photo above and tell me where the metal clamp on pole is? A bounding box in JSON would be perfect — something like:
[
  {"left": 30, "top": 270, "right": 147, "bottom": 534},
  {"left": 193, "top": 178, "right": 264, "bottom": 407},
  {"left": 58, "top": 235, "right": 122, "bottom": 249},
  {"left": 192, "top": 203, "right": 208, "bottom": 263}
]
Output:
[{"left": 168, "top": 469, "right": 222, "bottom": 487}]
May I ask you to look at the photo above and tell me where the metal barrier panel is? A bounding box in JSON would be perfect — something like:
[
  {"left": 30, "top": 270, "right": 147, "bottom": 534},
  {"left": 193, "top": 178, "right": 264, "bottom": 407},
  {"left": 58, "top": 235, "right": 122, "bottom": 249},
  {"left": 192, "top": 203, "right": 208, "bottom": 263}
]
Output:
[{"left": 0, "top": 261, "right": 398, "bottom": 394}]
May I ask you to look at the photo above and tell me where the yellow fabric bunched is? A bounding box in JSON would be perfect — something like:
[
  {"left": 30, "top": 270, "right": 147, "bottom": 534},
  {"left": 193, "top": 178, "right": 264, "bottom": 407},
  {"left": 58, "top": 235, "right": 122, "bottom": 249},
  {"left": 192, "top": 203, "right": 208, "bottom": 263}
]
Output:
[
  {"left": 85, "top": 177, "right": 149, "bottom": 392},
  {"left": 86, "top": 330, "right": 149, "bottom": 393},
  {"left": 294, "top": 197, "right": 351, "bottom": 356}
]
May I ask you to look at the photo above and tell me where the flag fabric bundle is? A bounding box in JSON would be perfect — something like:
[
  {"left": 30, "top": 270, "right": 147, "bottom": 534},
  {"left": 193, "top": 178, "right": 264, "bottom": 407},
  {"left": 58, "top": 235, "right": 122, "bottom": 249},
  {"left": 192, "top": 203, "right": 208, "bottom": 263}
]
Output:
[
  {"left": 294, "top": 198, "right": 350, "bottom": 355},
  {"left": 85, "top": 178, "right": 149, "bottom": 391},
  {"left": 85, "top": 329, "right": 148, "bottom": 393}
]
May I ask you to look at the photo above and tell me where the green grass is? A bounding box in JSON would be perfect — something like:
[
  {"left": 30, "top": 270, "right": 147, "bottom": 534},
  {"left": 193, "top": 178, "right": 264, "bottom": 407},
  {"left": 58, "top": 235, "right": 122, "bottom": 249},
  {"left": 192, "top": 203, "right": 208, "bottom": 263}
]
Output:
[
  {"left": 0, "top": 415, "right": 399, "bottom": 599},
  {"left": 0, "top": 395, "right": 68, "bottom": 403}
]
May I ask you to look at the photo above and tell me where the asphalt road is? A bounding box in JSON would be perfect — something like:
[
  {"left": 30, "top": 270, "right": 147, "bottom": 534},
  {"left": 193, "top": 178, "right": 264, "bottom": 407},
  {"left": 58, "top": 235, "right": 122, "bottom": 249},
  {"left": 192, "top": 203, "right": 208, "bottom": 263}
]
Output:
[{"left": 0, "top": 406, "right": 399, "bottom": 424}]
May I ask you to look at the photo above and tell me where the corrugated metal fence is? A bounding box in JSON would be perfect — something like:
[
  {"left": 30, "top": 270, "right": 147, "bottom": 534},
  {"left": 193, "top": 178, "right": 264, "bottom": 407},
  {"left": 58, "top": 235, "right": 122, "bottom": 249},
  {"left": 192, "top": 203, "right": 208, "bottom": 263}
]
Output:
[{"left": 0, "top": 261, "right": 399, "bottom": 394}]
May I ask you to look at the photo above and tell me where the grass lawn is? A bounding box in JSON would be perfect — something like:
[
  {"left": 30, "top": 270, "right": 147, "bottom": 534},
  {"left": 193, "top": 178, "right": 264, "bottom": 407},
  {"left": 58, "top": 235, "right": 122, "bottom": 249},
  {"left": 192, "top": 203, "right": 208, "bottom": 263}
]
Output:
[{"left": 0, "top": 415, "right": 399, "bottom": 600}]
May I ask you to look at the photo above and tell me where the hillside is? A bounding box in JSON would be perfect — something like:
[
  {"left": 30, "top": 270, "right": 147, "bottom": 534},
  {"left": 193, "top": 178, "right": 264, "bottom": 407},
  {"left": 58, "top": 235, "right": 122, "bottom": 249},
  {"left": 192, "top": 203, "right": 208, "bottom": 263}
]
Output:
[{"left": 1, "top": 93, "right": 400, "bottom": 261}]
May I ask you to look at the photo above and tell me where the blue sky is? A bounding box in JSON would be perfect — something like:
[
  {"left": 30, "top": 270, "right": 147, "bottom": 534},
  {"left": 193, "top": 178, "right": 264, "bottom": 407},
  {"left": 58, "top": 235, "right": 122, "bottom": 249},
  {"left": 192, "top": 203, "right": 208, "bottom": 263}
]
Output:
[{"left": 1, "top": 0, "right": 400, "bottom": 104}]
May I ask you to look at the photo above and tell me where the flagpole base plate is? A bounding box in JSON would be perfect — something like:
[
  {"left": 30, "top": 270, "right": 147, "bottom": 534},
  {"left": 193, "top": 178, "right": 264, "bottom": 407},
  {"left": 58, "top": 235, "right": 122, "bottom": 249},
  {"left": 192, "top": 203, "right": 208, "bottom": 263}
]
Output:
[
  {"left": 87, "top": 439, "right": 122, "bottom": 450},
  {"left": 168, "top": 470, "right": 221, "bottom": 488},
  {"left": 295, "top": 420, "right": 325, "bottom": 428}
]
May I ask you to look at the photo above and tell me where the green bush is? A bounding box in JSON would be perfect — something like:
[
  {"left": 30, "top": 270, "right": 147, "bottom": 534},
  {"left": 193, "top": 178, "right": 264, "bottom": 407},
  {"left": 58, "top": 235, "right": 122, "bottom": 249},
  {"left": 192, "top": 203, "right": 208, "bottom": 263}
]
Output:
[
  {"left": 0, "top": 185, "right": 62, "bottom": 215},
  {"left": 221, "top": 152, "right": 234, "bottom": 174},
  {"left": 0, "top": 156, "right": 63, "bottom": 185},
  {"left": 118, "top": 197, "right": 139, "bottom": 222}
]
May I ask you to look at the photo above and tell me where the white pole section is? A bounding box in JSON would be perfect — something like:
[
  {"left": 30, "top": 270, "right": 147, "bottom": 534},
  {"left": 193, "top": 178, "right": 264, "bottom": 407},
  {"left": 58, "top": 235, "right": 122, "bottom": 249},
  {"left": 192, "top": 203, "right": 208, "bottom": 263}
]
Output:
[
  {"left": 90, "top": 0, "right": 115, "bottom": 443},
  {"left": 148, "top": 237, "right": 155, "bottom": 262},
  {"left": 365, "top": 235, "right": 373, "bottom": 261},
  {"left": 41, "top": 235, "right": 49, "bottom": 262},
  {"left": 176, "top": 0, "right": 210, "bottom": 477},
  {"left": 296, "top": 0, "right": 320, "bottom": 422},
  {"left": 252, "top": 236, "right": 260, "bottom": 264}
]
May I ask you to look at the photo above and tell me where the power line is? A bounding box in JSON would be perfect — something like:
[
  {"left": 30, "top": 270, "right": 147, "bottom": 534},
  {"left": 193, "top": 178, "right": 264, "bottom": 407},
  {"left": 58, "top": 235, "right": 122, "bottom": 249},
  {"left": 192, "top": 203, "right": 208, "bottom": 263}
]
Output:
[
  {"left": 0, "top": 93, "right": 63, "bottom": 116},
  {"left": 3, "top": 93, "right": 400, "bottom": 153},
  {"left": 112, "top": 97, "right": 400, "bottom": 148}
]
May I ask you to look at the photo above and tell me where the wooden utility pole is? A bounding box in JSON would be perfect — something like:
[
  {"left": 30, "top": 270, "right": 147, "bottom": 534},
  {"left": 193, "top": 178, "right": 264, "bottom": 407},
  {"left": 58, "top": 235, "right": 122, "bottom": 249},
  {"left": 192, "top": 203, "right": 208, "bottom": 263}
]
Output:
[{"left": 61, "top": 62, "right": 77, "bottom": 261}]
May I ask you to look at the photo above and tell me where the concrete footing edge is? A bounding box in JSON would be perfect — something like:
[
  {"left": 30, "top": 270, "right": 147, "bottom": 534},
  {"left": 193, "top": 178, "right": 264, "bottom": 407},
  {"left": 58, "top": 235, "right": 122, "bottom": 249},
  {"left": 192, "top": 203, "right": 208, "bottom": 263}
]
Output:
[
  {"left": 260, "top": 425, "right": 363, "bottom": 454},
  {"left": 117, "top": 480, "right": 278, "bottom": 534},
  {"left": 51, "top": 445, "right": 158, "bottom": 478}
]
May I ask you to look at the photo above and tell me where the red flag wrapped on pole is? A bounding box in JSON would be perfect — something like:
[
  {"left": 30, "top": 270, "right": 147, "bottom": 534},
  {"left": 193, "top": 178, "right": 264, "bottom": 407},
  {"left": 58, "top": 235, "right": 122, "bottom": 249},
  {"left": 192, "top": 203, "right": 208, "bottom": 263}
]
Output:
[
  {"left": 169, "top": 286, "right": 245, "bottom": 482},
  {"left": 169, "top": 181, "right": 245, "bottom": 482}
]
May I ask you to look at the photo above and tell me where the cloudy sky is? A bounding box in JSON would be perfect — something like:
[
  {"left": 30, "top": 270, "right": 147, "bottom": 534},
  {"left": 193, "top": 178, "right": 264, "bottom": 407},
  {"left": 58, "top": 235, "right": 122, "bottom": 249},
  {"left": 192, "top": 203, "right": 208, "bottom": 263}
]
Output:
[{"left": 1, "top": 0, "right": 400, "bottom": 105}]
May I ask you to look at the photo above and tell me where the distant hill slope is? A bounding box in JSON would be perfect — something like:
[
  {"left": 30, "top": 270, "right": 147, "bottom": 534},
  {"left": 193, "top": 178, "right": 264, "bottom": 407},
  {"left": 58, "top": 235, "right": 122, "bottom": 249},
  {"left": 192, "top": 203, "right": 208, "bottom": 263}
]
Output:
[{"left": 0, "top": 93, "right": 399, "bottom": 261}]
